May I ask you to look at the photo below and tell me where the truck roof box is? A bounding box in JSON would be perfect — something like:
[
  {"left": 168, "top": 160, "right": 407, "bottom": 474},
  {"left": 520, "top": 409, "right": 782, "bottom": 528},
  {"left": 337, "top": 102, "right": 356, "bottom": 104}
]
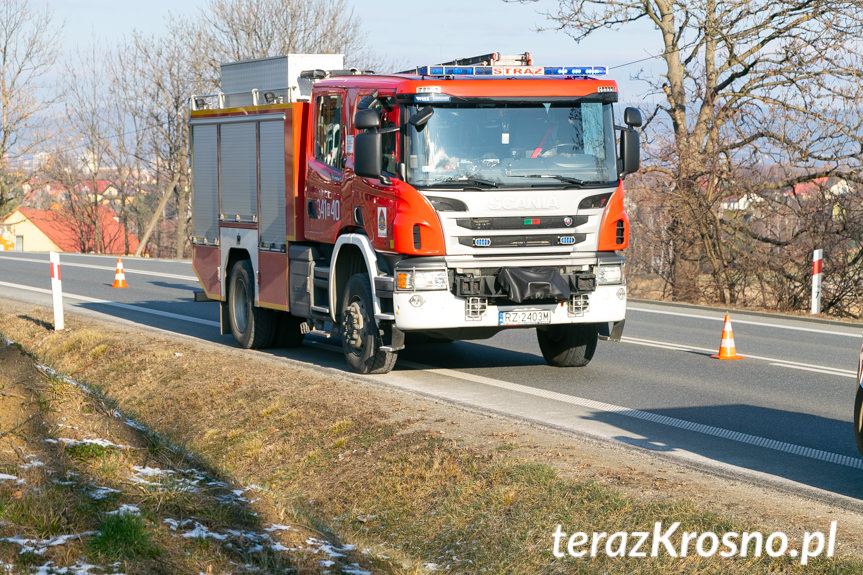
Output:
[{"left": 220, "top": 54, "right": 345, "bottom": 104}]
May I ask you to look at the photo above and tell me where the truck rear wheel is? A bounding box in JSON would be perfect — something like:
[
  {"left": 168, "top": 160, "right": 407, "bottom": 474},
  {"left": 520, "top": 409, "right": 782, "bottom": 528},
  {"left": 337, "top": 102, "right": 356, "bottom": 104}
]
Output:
[
  {"left": 536, "top": 323, "right": 598, "bottom": 367},
  {"left": 855, "top": 381, "right": 863, "bottom": 457},
  {"left": 341, "top": 273, "right": 397, "bottom": 374},
  {"left": 228, "top": 259, "right": 276, "bottom": 349}
]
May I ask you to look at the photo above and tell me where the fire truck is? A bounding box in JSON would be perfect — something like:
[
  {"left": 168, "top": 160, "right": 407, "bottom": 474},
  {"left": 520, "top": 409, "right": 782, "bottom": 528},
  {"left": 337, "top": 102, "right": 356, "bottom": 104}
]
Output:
[{"left": 190, "top": 52, "right": 641, "bottom": 374}]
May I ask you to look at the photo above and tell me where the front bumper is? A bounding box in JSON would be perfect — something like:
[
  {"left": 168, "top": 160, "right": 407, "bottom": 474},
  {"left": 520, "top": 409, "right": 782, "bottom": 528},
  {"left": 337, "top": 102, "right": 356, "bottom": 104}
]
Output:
[{"left": 393, "top": 283, "right": 626, "bottom": 331}]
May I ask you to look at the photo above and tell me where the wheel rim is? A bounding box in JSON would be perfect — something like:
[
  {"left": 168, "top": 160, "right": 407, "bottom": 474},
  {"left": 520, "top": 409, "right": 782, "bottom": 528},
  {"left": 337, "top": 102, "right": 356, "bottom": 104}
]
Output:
[
  {"left": 233, "top": 278, "right": 249, "bottom": 334},
  {"left": 343, "top": 298, "right": 367, "bottom": 353}
]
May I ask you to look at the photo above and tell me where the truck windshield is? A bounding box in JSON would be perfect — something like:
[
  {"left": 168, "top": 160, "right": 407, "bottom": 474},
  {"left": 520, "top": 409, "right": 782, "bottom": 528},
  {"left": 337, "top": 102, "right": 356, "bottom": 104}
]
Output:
[{"left": 405, "top": 100, "right": 618, "bottom": 189}]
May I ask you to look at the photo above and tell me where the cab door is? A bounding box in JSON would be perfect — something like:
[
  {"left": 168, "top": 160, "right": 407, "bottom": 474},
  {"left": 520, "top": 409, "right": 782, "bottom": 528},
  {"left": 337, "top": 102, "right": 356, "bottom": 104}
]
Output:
[
  {"left": 305, "top": 90, "right": 346, "bottom": 242},
  {"left": 348, "top": 91, "right": 401, "bottom": 252}
]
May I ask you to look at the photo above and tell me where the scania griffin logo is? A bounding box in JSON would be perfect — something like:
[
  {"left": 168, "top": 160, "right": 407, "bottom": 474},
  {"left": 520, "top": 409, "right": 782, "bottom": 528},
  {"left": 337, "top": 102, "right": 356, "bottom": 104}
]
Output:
[{"left": 487, "top": 197, "right": 561, "bottom": 210}]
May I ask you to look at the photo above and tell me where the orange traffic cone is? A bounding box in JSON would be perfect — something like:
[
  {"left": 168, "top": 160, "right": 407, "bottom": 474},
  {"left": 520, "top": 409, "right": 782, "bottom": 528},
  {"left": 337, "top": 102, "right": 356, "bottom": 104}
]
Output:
[
  {"left": 111, "top": 258, "right": 128, "bottom": 288},
  {"left": 711, "top": 313, "right": 743, "bottom": 360}
]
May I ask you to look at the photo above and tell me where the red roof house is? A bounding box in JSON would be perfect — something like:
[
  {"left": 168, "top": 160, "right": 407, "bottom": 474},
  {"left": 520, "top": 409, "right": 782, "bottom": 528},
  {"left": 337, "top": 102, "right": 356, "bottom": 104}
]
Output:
[{"left": 1, "top": 206, "right": 139, "bottom": 254}]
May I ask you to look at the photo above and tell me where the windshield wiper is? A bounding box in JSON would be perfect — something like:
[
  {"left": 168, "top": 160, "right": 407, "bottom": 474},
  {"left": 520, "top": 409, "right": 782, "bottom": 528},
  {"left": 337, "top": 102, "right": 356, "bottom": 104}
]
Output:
[
  {"left": 511, "top": 174, "right": 586, "bottom": 187},
  {"left": 426, "top": 177, "right": 499, "bottom": 189}
]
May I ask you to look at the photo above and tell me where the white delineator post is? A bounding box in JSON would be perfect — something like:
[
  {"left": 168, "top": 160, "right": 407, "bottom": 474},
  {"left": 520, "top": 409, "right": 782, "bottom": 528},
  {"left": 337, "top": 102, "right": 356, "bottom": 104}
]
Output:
[
  {"left": 50, "top": 251, "right": 64, "bottom": 331},
  {"left": 811, "top": 248, "right": 823, "bottom": 315}
]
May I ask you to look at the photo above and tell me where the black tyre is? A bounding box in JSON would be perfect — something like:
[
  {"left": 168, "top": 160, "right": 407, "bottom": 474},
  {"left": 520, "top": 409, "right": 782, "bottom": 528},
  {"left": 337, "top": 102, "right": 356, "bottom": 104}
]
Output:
[
  {"left": 274, "top": 312, "right": 305, "bottom": 348},
  {"left": 228, "top": 259, "right": 276, "bottom": 349},
  {"left": 855, "top": 384, "right": 863, "bottom": 457},
  {"left": 341, "top": 273, "right": 397, "bottom": 374},
  {"left": 856, "top": 342, "right": 863, "bottom": 456},
  {"left": 536, "top": 323, "right": 598, "bottom": 367}
]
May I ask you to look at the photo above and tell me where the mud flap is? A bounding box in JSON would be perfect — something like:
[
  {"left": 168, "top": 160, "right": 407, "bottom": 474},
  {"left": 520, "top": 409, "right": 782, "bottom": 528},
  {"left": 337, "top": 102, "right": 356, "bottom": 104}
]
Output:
[
  {"left": 220, "top": 301, "right": 231, "bottom": 335},
  {"left": 598, "top": 320, "right": 625, "bottom": 342},
  {"left": 497, "top": 267, "right": 571, "bottom": 303}
]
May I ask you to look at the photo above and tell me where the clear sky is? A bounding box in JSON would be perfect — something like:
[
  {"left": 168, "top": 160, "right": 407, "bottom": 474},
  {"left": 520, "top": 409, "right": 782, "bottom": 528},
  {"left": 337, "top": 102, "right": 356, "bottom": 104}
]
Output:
[{"left": 43, "top": 0, "right": 663, "bottom": 103}]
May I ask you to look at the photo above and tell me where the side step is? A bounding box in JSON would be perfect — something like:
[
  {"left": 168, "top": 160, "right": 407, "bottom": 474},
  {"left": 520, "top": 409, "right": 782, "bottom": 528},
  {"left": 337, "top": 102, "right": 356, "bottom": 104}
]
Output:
[{"left": 193, "top": 290, "right": 215, "bottom": 302}]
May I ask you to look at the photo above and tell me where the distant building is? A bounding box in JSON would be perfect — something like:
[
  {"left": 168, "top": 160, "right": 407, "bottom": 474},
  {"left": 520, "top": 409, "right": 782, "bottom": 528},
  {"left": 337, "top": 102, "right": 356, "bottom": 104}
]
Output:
[
  {"left": 0, "top": 207, "right": 138, "bottom": 254},
  {"left": 720, "top": 193, "right": 764, "bottom": 212},
  {"left": 784, "top": 177, "right": 850, "bottom": 200}
]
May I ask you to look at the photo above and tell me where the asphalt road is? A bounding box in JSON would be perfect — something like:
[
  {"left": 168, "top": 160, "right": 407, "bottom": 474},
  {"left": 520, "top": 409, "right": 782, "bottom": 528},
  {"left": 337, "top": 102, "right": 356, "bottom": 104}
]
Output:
[{"left": 1, "top": 251, "right": 861, "bottom": 502}]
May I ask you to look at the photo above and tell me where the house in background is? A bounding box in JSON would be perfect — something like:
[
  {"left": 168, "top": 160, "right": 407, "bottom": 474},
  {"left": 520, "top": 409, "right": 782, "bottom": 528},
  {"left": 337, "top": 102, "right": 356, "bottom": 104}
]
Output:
[{"left": 1, "top": 207, "right": 138, "bottom": 254}]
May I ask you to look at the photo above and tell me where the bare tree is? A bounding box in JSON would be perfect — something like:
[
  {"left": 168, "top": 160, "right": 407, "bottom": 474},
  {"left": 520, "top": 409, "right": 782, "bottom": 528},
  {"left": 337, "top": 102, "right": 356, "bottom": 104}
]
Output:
[
  {"left": 180, "top": 0, "right": 368, "bottom": 86},
  {"left": 127, "top": 27, "right": 210, "bottom": 259},
  {"left": 63, "top": 43, "right": 112, "bottom": 253},
  {"left": 0, "top": 0, "right": 61, "bottom": 215},
  {"left": 529, "top": 0, "right": 863, "bottom": 304},
  {"left": 128, "top": 0, "right": 379, "bottom": 259}
]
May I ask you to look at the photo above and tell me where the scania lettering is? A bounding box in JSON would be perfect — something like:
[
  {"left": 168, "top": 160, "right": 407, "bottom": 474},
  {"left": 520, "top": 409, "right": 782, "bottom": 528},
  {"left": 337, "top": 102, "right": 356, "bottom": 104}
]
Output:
[{"left": 190, "top": 51, "right": 642, "bottom": 374}]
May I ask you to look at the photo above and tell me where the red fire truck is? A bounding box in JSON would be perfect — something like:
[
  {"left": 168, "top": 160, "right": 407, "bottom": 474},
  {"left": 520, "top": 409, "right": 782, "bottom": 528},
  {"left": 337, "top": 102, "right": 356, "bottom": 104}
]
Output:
[{"left": 190, "top": 52, "right": 641, "bottom": 374}]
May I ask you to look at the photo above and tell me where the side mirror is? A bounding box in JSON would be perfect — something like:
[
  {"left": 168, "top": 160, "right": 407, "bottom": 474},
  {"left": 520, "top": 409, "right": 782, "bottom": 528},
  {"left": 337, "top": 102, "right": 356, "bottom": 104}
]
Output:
[
  {"left": 357, "top": 91, "right": 378, "bottom": 110},
  {"left": 409, "top": 106, "right": 434, "bottom": 128},
  {"left": 354, "top": 131, "right": 383, "bottom": 179},
  {"left": 619, "top": 128, "right": 640, "bottom": 178},
  {"left": 354, "top": 108, "right": 380, "bottom": 130},
  {"left": 624, "top": 107, "right": 642, "bottom": 128}
]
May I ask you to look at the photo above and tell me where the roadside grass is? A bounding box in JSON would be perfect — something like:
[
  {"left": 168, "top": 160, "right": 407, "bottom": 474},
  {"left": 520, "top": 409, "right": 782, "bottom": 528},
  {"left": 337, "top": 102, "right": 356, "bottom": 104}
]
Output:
[
  {"left": 89, "top": 512, "right": 160, "bottom": 560},
  {"left": 0, "top": 327, "right": 376, "bottom": 574},
  {"left": 1, "top": 305, "right": 862, "bottom": 574}
]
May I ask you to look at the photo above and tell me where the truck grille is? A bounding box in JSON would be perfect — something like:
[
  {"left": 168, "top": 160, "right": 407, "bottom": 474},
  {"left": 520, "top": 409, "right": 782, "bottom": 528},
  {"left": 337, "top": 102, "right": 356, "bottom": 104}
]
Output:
[{"left": 458, "top": 234, "right": 586, "bottom": 249}]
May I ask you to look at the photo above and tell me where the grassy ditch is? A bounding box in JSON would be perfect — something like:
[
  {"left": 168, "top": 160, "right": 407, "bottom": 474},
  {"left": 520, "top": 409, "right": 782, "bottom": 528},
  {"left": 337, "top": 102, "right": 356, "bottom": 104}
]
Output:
[{"left": 0, "top": 302, "right": 861, "bottom": 574}]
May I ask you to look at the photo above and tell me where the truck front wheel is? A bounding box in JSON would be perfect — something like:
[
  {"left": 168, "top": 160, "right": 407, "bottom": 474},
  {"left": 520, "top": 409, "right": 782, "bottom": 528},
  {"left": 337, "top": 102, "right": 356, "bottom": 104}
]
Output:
[
  {"left": 341, "top": 273, "right": 397, "bottom": 374},
  {"left": 536, "top": 323, "right": 598, "bottom": 367},
  {"left": 228, "top": 259, "right": 275, "bottom": 349}
]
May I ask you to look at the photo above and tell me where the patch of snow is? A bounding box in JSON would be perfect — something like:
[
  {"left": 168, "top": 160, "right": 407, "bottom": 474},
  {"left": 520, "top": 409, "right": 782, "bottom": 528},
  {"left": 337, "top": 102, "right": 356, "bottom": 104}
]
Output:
[
  {"left": 87, "top": 485, "right": 122, "bottom": 500},
  {"left": 163, "top": 519, "right": 229, "bottom": 541},
  {"left": 106, "top": 504, "right": 140, "bottom": 516},
  {"left": 30, "top": 561, "right": 123, "bottom": 575},
  {"left": 181, "top": 522, "right": 227, "bottom": 541},
  {"left": 120, "top": 417, "right": 147, "bottom": 431},
  {"left": 132, "top": 466, "right": 174, "bottom": 477},
  {"left": 58, "top": 437, "right": 133, "bottom": 449},
  {"left": 0, "top": 531, "right": 98, "bottom": 557},
  {"left": 306, "top": 537, "right": 348, "bottom": 558}
]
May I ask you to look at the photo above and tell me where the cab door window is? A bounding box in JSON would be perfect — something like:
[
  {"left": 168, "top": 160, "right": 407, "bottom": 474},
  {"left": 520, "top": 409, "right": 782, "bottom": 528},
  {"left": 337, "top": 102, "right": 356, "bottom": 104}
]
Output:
[
  {"left": 380, "top": 104, "right": 399, "bottom": 176},
  {"left": 315, "top": 94, "right": 344, "bottom": 170}
]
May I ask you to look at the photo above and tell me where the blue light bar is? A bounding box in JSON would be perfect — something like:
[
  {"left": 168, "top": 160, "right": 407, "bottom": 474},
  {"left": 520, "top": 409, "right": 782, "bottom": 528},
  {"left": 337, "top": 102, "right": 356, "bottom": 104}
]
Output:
[{"left": 415, "top": 65, "right": 608, "bottom": 77}]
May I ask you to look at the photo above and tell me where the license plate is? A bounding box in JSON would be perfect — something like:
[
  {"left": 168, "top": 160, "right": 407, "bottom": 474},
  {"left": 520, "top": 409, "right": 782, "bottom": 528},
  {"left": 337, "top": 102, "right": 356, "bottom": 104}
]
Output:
[{"left": 499, "top": 310, "right": 551, "bottom": 326}]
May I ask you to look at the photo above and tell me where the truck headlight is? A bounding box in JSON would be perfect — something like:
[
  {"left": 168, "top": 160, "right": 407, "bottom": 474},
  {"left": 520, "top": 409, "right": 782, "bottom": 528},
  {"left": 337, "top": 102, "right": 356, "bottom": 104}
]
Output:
[
  {"left": 396, "top": 269, "right": 449, "bottom": 291},
  {"left": 596, "top": 265, "right": 623, "bottom": 285}
]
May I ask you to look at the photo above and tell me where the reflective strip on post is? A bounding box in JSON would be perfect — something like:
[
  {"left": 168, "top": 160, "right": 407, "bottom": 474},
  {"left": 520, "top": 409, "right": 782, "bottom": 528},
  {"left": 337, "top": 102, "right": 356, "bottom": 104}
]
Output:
[
  {"left": 811, "top": 248, "right": 823, "bottom": 315},
  {"left": 50, "top": 251, "right": 64, "bottom": 331}
]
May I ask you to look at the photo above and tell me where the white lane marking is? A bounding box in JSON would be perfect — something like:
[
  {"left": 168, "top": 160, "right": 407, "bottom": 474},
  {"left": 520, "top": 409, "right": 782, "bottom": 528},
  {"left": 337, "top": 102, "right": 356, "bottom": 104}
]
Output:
[
  {"left": 769, "top": 363, "right": 857, "bottom": 378},
  {"left": 0, "top": 281, "right": 219, "bottom": 327},
  {"left": 623, "top": 336, "right": 856, "bottom": 378},
  {"left": 398, "top": 359, "right": 863, "bottom": 470},
  {"left": 629, "top": 305, "right": 861, "bottom": 338},
  {"left": 0, "top": 255, "right": 197, "bottom": 281}
]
